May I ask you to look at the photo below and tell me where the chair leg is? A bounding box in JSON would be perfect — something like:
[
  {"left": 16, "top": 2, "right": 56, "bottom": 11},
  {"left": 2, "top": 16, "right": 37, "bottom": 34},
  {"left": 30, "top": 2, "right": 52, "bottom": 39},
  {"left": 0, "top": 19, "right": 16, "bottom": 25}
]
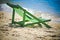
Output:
[
  {"left": 38, "top": 23, "right": 42, "bottom": 28},
  {"left": 42, "top": 22, "right": 51, "bottom": 28}
]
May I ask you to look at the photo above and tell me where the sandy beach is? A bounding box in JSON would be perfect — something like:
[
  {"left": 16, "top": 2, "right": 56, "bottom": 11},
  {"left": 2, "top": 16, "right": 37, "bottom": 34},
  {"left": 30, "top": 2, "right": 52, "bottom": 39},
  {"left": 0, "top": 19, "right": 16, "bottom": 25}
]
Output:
[{"left": 0, "top": 11, "right": 60, "bottom": 40}]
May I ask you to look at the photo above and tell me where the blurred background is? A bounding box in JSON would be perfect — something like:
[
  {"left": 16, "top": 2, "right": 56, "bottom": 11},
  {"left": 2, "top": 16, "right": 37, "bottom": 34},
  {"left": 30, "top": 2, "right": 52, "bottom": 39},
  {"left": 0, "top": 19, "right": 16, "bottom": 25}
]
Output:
[{"left": 0, "top": 0, "right": 60, "bottom": 40}]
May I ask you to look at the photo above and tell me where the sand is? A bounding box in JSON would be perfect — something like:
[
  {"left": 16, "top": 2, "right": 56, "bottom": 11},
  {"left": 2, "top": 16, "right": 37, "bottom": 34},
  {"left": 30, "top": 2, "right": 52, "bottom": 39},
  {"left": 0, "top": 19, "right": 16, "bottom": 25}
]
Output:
[{"left": 0, "top": 11, "right": 60, "bottom": 40}]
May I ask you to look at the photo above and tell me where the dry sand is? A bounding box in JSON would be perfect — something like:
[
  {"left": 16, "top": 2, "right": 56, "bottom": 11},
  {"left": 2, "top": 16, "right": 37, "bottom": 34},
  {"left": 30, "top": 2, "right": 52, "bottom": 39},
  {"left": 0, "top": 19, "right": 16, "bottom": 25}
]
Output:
[{"left": 0, "top": 11, "right": 60, "bottom": 40}]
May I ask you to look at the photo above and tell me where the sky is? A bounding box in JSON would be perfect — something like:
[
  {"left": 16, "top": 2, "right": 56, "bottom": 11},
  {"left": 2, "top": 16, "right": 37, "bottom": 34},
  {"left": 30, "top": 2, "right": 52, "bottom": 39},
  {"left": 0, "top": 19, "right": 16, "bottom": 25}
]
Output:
[
  {"left": 0, "top": 0, "right": 60, "bottom": 17},
  {"left": 10, "top": 0, "right": 60, "bottom": 16}
]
